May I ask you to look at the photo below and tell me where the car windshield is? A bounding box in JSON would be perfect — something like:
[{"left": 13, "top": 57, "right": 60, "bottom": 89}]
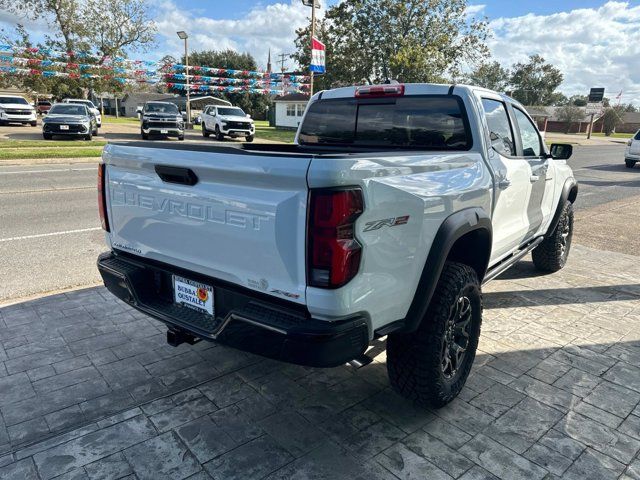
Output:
[
  {"left": 49, "top": 104, "right": 88, "bottom": 116},
  {"left": 67, "top": 100, "right": 95, "bottom": 109},
  {"left": 217, "top": 107, "right": 246, "bottom": 117},
  {"left": 298, "top": 96, "right": 472, "bottom": 150},
  {"left": 146, "top": 103, "right": 179, "bottom": 114},
  {"left": 0, "top": 97, "right": 29, "bottom": 105}
]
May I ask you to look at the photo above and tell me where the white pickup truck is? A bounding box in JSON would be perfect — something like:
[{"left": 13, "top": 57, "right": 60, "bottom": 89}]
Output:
[{"left": 97, "top": 83, "right": 577, "bottom": 407}]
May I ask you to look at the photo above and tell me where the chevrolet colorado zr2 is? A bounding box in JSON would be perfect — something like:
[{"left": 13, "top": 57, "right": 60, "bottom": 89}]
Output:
[{"left": 97, "top": 83, "right": 577, "bottom": 408}]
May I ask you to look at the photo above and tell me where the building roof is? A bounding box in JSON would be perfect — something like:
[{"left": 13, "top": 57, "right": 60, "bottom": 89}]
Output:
[
  {"left": 622, "top": 112, "right": 640, "bottom": 124},
  {"left": 525, "top": 105, "right": 601, "bottom": 123},
  {"left": 121, "top": 93, "right": 178, "bottom": 105},
  {"left": 274, "top": 93, "right": 310, "bottom": 102}
]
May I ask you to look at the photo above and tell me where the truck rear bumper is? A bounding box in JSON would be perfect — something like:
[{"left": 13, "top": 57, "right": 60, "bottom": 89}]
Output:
[{"left": 97, "top": 251, "right": 369, "bottom": 367}]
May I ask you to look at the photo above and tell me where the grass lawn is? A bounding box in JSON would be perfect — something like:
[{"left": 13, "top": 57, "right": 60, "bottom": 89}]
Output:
[
  {"left": 592, "top": 132, "right": 634, "bottom": 139},
  {"left": 254, "top": 121, "right": 295, "bottom": 143},
  {"left": 0, "top": 140, "right": 106, "bottom": 149},
  {"left": 0, "top": 146, "right": 103, "bottom": 160},
  {"left": 102, "top": 115, "right": 139, "bottom": 124}
]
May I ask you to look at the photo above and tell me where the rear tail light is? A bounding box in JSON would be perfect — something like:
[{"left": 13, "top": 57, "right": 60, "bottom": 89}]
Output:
[
  {"left": 98, "top": 163, "right": 110, "bottom": 232},
  {"left": 307, "top": 188, "right": 364, "bottom": 289},
  {"left": 355, "top": 84, "right": 405, "bottom": 98}
]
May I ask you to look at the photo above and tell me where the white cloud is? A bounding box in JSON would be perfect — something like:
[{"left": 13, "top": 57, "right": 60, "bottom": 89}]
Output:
[
  {"left": 466, "top": 4, "right": 486, "bottom": 17},
  {"left": 488, "top": 1, "right": 640, "bottom": 104},
  {"left": 154, "top": 0, "right": 319, "bottom": 71}
]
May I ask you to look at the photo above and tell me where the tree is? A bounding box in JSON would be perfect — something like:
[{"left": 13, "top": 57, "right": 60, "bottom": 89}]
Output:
[
  {"left": 465, "top": 61, "right": 510, "bottom": 92},
  {"left": 601, "top": 106, "right": 625, "bottom": 136},
  {"left": 0, "top": 0, "right": 156, "bottom": 99},
  {"left": 292, "top": 0, "right": 489, "bottom": 90},
  {"left": 556, "top": 104, "right": 583, "bottom": 134},
  {"left": 569, "top": 95, "right": 587, "bottom": 107},
  {"left": 1, "top": 0, "right": 155, "bottom": 57},
  {"left": 509, "top": 55, "right": 563, "bottom": 106}
]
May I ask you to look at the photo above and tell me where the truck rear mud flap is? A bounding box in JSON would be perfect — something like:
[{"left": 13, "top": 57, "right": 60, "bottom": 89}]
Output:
[{"left": 97, "top": 251, "right": 369, "bottom": 368}]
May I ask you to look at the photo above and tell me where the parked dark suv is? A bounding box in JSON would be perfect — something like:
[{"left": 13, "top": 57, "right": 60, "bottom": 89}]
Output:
[{"left": 140, "top": 101, "right": 185, "bottom": 141}]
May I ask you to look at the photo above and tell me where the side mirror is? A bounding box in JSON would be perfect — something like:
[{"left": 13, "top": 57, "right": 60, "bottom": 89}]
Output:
[
  {"left": 550, "top": 143, "right": 573, "bottom": 160},
  {"left": 246, "top": 114, "right": 251, "bottom": 118}
]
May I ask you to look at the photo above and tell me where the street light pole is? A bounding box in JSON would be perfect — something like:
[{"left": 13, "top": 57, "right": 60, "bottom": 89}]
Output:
[
  {"left": 177, "top": 31, "right": 191, "bottom": 127},
  {"left": 303, "top": 0, "right": 319, "bottom": 97}
]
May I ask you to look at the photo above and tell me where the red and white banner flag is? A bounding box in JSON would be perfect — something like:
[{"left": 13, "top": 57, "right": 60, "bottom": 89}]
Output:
[{"left": 310, "top": 37, "right": 325, "bottom": 74}]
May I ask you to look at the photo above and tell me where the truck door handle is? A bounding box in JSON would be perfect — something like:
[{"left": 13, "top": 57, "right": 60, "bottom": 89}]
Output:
[
  {"left": 530, "top": 175, "right": 540, "bottom": 183},
  {"left": 155, "top": 165, "right": 199, "bottom": 186}
]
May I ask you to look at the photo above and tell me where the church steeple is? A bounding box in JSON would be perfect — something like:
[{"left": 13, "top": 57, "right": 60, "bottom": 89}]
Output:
[{"left": 267, "top": 48, "right": 272, "bottom": 74}]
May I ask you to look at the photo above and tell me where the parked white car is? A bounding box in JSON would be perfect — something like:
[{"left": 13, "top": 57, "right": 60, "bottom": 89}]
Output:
[
  {"left": 625, "top": 130, "right": 640, "bottom": 168},
  {"left": 62, "top": 99, "right": 102, "bottom": 128},
  {"left": 0, "top": 95, "right": 37, "bottom": 126},
  {"left": 201, "top": 105, "right": 255, "bottom": 142}
]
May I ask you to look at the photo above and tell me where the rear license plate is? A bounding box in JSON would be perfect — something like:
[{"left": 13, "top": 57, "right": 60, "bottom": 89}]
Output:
[
  {"left": 160, "top": 129, "right": 168, "bottom": 134},
  {"left": 60, "top": 125, "right": 69, "bottom": 130},
  {"left": 173, "top": 275, "right": 214, "bottom": 316}
]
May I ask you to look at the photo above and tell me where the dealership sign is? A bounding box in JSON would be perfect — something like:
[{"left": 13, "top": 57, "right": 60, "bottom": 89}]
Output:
[{"left": 310, "top": 38, "right": 326, "bottom": 74}]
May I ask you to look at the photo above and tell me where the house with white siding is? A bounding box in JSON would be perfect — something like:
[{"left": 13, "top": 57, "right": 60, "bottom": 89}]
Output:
[{"left": 273, "top": 93, "right": 310, "bottom": 129}]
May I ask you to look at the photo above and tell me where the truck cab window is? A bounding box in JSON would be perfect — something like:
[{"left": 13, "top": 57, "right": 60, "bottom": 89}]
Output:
[
  {"left": 482, "top": 98, "right": 515, "bottom": 157},
  {"left": 513, "top": 107, "right": 543, "bottom": 158}
]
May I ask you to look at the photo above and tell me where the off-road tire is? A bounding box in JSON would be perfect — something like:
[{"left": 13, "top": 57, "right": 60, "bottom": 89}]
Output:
[
  {"left": 532, "top": 201, "right": 574, "bottom": 273},
  {"left": 215, "top": 125, "right": 224, "bottom": 141},
  {"left": 387, "top": 261, "right": 482, "bottom": 408},
  {"left": 626, "top": 159, "right": 636, "bottom": 169}
]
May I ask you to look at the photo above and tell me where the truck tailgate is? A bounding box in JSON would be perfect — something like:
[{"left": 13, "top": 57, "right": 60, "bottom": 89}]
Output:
[{"left": 102, "top": 144, "right": 311, "bottom": 304}]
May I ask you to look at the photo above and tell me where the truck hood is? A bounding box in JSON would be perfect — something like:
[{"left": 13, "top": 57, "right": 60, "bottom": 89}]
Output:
[
  {"left": 0, "top": 103, "right": 34, "bottom": 111},
  {"left": 219, "top": 115, "right": 253, "bottom": 123},
  {"left": 45, "top": 114, "right": 89, "bottom": 123},
  {"left": 144, "top": 113, "right": 181, "bottom": 120}
]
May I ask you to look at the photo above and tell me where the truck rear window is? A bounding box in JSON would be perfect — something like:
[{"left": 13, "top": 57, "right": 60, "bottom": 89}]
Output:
[{"left": 298, "top": 96, "right": 471, "bottom": 150}]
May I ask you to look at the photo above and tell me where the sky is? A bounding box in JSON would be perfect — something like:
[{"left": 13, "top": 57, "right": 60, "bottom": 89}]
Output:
[{"left": 2, "top": 0, "right": 640, "bottom": 104}]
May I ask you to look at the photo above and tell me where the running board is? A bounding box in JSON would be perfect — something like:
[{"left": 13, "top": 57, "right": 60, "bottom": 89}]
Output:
[{"left": 483, "top": 237, "right": 544, "bottom": 284}]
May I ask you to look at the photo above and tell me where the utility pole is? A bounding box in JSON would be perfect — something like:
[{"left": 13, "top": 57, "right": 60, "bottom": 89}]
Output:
[{"left": 276, "top": 53, "right": 289, "bottom": 73}]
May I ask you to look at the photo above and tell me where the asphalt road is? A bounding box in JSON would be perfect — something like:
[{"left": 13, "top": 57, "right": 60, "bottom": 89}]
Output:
[
  {"left": 567, "top": 144, "right": 637, "bottom": 210},
  {"left": 0, "top": 163, "right": 104, "bottom": 302},
  {"left": 0, "top": 144, "right": 635, "bottom": 303}
]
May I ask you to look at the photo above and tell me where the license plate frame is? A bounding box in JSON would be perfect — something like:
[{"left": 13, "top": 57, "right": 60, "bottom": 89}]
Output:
[{"left": 173, "top": 275, "right": 214, "bottom": 317}]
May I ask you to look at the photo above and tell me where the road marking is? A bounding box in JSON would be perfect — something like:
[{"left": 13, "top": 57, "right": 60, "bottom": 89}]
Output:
[
  {"left": 0, "top": 227, "right": 101, "bottom": 243},
  {"left": 0, "top": 167, "right": 96, "bottom": 175},
  {"left": 0, "top": 186, "right": 94, "bottom": 195}
]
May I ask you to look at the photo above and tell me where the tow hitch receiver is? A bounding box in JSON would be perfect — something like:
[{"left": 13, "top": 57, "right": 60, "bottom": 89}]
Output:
[{"left": 167, "top": 328, "right": 201, "bottom": 347}]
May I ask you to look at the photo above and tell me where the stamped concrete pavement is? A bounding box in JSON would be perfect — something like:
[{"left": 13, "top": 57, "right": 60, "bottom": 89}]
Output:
[{"left": 0, "top": 244, "right": 639, "bottom": 479}]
